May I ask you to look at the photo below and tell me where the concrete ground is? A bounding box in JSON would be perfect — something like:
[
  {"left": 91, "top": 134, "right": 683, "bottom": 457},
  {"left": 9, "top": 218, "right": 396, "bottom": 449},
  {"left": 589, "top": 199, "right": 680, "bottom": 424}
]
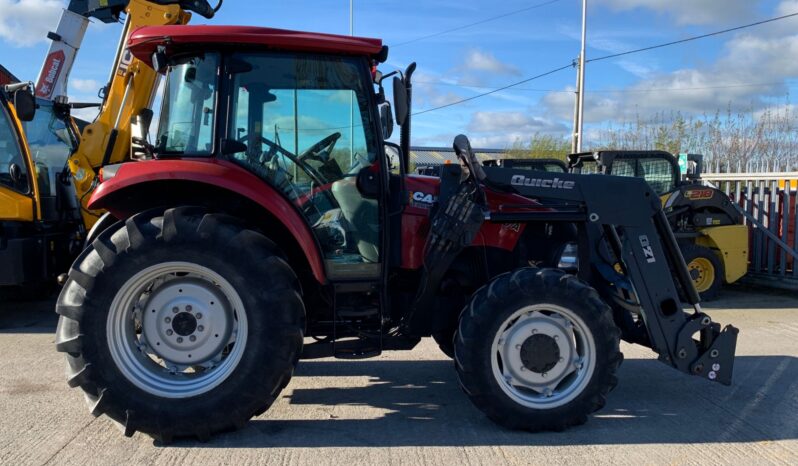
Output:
[{"left": 1, "top": 287, "right": 797, "bottom": 465}]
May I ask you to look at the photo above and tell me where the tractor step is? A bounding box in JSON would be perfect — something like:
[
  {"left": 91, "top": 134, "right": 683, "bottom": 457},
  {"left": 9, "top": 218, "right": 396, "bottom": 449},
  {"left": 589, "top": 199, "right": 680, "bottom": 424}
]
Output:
[{"left": 301, "top": 335, "right": 421, "bottom": 360}]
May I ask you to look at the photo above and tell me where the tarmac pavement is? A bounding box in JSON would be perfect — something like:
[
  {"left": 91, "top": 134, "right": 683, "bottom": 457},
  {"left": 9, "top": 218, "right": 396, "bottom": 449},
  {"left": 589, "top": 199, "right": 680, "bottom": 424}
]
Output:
[{"left": 1, "top": 286, "right": 796, "bottom": 465}]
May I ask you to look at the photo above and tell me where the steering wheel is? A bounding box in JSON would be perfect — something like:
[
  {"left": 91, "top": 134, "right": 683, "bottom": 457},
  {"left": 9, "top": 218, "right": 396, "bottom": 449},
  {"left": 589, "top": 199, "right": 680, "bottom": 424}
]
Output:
[
  {"left": 239, "top": 134, "right": 338, "bottom": 213},
  {"left": 298, "top": 132, "right": 342, "bottom": 163}
]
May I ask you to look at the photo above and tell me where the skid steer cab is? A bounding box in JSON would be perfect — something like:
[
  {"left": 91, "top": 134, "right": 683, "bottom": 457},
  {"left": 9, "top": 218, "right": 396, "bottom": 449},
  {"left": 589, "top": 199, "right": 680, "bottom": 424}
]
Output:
[
  {"left": 568, "top": 150, "right": 748, "bottom": 300},
  {"left": 55, "top": 25, "right": 738, "bottom": 443}
]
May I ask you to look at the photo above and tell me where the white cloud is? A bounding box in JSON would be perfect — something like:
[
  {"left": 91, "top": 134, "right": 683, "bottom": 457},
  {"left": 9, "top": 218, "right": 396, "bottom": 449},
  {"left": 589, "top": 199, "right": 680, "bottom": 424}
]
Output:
[
  {"left": 464, "top": 111, "right": 568, "bottom": 146},
  {"left": 542, "top": 1, "right": 798, "bottom": 125},
  {"left": 0, "top": 0, "right": 64, "bottom": 47},
  {"left": 468, "top": 111, "right": 567, "bottom": 134},
  {"left": 70, "top": 78, "right": 100, "bottom": 93},
  {"left": 461, "top": 49, "right": 520, "bottom": 76},
  {"left": 598, "top": 0, "right": 755, "bottom": 25}
]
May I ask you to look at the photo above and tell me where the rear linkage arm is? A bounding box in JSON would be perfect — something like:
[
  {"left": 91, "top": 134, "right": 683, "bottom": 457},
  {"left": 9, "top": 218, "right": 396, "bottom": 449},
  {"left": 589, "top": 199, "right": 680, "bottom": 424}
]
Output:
[{"left": 482, "top": 167, "right": 739, "bottom": 385}]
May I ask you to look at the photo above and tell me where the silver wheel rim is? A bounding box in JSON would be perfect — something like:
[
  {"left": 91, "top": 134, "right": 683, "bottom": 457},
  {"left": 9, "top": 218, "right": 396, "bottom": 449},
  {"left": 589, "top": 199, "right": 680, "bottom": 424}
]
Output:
[
  {"left": 490, "top": 303, "right": 596, "bottom": 409},
  {"left": 107, "top": 261, "right": 248, "bottom": 398}
]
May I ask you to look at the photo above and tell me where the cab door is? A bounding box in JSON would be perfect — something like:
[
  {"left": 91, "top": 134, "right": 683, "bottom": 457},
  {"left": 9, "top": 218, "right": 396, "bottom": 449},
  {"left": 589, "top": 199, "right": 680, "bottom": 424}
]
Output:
[
  {"left": 223, "top": 52, "right": 385, "bottom": 280},
  {"left": 0, "top": 97, "right": 36, "bottom": 221}
]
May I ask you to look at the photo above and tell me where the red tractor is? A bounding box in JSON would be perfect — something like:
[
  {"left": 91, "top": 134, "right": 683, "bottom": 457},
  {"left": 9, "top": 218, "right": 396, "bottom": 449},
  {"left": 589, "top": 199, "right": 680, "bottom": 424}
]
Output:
[{"left": 55, "top": 25, "right": 738, "bottom": 442}]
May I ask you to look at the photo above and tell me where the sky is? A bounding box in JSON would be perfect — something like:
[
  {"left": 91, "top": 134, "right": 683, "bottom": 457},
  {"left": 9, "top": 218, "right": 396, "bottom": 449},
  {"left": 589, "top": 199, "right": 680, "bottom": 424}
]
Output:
[{"left": 1, "top": 0, "right": 797, "bottom": 148}]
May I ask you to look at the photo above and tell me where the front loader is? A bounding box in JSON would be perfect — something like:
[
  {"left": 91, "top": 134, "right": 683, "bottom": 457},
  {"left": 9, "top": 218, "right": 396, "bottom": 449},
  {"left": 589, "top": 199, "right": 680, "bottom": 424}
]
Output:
[{"left": 55, "top": 25, "right": 738, "bottom": 442}]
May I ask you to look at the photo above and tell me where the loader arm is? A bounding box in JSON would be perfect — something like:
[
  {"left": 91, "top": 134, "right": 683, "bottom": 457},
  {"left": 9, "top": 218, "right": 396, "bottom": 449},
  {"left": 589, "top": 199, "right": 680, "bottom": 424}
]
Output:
[
  {"left": 482, "top": 167, "right": 739, "bottom": 385},
  {"left": 38, "top": 0, "right": 219, "bottom": 229}
]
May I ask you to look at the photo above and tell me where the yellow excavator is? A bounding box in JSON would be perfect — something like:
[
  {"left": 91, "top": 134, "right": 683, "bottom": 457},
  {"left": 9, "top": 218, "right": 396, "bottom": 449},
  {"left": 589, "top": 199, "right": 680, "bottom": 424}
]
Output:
[{"left": 0, "top": 0, "right": 220, "bottom": 296}]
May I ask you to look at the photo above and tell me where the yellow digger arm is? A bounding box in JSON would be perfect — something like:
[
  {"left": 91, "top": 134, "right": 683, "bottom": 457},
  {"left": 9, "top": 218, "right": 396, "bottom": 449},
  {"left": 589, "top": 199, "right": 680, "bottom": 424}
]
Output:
[{"left": 69, "top": 0, "right": 216, "bottom": 229}]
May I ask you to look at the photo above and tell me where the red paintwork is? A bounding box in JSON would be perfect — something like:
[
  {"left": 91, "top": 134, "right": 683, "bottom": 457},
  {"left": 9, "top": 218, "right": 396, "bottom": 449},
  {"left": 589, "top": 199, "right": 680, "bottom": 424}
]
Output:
[
  {"left": 128, "top": 25, "right": 384, "bottom": 67},
  {"left": 89, "top": 158, "right": 327, "bottom": 284},
  {"left": 400, "top": 175, "right": 543, "bottom": 269}
]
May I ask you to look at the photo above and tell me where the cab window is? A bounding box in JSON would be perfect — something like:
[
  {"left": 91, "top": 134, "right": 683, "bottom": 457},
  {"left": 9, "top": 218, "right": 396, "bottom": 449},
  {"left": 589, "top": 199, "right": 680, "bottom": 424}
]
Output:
[
  {"left": 0, "top": 101, "right": 29, "bottom": 193},
  {"left": 156, "top": 53, "right": 219, "bottom": 155},
  {"left": 22, "top": 101, "right": 76, "bottom": 197}
]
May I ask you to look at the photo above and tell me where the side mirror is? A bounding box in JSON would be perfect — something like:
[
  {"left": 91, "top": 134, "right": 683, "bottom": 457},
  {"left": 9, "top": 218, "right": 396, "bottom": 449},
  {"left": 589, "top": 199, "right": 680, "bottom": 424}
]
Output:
[
  {"left": 453, "top": 134, "right": 486, "bottom": 182},
  {"left": 378, "top": 102, "right": 393, "bottom": 139},
  {"left": 392, "top": 76, "right": 408, "bottom": 126},
  {"left": 13, "top": 87, "right": 36, "bottom": 122},
  {"left": 152, "top": 46, "right": 169, "bottom": 73},
  {"left": 8, "top": 163, "right": 24, "bottom": 187}
]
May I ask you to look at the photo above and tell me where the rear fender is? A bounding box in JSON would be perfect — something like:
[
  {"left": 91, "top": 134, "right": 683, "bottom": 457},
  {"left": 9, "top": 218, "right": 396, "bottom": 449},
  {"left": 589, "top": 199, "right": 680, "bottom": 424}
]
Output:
[{"left": 89, "top": 158, "right": 327, "bottom": 284}]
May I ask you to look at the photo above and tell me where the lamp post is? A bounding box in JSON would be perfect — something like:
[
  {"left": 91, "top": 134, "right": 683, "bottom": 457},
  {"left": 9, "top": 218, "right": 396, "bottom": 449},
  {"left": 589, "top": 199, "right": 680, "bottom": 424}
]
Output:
[
  {"left": 349, "top": 0, "right": 355, "bottom": 163},
  {"left": 572, "top": 0, "right": 587, "bottom": 153}
]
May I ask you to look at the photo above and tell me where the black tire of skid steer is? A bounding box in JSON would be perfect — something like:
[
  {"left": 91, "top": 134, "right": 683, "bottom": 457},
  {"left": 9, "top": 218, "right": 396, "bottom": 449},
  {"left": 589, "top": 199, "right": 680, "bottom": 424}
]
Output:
[
  {"left": 54, "top": 207, "right": 305, "bottom": 443},
  {"left": 454, "top": 267, "right": 623, "bottom": 432}
]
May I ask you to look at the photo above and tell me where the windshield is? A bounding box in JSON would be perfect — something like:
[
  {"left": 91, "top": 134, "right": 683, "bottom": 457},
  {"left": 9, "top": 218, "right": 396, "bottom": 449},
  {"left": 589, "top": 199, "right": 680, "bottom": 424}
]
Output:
[
  {"left": 156, "top": 53, "right": 219, "bottom": 155},
  {"left": 22, "top": 101, "right": 76, "bottom": 196}
]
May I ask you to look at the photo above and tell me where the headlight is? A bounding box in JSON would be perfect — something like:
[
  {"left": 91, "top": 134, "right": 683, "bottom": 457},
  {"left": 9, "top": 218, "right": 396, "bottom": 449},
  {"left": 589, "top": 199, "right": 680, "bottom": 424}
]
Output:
[{"left": 557, "top": 242, "right": 579, "bottom": 269}]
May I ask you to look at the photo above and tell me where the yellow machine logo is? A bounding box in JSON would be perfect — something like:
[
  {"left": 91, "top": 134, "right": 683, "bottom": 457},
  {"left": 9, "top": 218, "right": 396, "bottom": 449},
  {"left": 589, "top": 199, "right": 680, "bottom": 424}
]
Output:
[{"left": 684, "top": 189, "right": 714, "bottom": 200}]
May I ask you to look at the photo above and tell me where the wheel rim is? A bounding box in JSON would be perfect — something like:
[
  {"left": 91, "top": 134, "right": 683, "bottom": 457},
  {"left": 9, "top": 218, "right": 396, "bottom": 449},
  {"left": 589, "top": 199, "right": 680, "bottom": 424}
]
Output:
[
  {"left": 490, "top": 304, "right": 596, "bottom": 409},
  {"left": 107, "top": 261, "right": 248, "bottom": 398},
  {"left": 688, "top": 257, "right": 715, "bottom": 292}
]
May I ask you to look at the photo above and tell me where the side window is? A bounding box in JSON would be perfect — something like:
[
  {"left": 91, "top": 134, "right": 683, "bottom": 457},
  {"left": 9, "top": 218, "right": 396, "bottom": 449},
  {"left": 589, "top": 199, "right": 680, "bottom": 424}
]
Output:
[
  {"left": 0, "top": 103, "right": 29, "bottom": 193},
  {"left": 639, "top": 158, "right": 675, "bottom": 194}
]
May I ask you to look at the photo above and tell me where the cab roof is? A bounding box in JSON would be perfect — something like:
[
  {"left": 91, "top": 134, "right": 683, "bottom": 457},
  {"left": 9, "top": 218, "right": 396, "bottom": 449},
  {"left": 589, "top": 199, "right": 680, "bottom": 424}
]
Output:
[{"left": 128, "top": 25, "right": 385, "bottom": 66}]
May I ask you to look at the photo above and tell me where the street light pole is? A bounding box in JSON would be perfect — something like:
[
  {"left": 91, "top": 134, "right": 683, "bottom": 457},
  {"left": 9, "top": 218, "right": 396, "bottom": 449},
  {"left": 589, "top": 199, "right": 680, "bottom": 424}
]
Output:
[
  {"left": 349, "top": 0, "right": 354, "bottom": 164},
  {"left": 576, "top": 0, "right": 587, "bottom": 153}
]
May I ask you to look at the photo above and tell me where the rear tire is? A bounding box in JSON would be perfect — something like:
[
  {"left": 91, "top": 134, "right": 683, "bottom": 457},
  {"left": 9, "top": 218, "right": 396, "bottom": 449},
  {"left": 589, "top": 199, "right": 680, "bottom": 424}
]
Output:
[
  {"left": 455, "top": 268, "right": 621, "bottom": 432},
  {"left": 681, "top": 244, "right": 723, "bottom": 301},
  {"left": 55, "top": 207, "right": 304, "bottom": 442}
]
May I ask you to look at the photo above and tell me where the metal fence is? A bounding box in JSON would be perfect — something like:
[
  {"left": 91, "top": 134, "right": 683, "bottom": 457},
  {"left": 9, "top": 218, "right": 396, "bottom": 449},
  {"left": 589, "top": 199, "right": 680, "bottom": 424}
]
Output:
[{"left": 701, "top": 162, "right": 798, "bottom": 287}]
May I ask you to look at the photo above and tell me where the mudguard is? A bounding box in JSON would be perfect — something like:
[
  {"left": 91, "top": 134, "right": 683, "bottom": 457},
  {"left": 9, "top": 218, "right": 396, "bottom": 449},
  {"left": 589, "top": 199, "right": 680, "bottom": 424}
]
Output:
[{"left": 88, "top": 158, "right": 327, "bottom": 283}]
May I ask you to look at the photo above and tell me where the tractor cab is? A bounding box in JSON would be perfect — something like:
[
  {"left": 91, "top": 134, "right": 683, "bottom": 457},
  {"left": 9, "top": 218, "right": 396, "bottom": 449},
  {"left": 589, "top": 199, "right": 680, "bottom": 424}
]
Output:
[{"left": 130, "top": 27, "right": 393, "bottom": 281}]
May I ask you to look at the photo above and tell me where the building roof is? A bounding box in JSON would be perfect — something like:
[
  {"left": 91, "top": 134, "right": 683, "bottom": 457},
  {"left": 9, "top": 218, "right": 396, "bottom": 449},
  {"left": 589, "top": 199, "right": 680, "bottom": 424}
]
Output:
[{"left": 129, "top": 25, "right": 384, "bottom": 67}]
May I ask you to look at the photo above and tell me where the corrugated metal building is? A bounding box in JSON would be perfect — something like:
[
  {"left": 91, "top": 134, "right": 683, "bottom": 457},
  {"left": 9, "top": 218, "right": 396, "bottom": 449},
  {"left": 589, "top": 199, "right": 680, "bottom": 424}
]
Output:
[{"left": 409, "top": 146, "right": 510, "bottom": 166}]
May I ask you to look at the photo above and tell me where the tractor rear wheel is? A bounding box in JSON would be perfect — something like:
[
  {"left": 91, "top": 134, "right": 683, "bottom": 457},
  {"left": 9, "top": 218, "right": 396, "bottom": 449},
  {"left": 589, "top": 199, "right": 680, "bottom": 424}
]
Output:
[
  {"left": 55, "top": 207, "right": 305, "bottom": 442},
  {"left": 455, "top": 268, "right": 621, "bottom": 432},
  {"left": 681, "top": 244, "right": 723, "bottom": 301}
]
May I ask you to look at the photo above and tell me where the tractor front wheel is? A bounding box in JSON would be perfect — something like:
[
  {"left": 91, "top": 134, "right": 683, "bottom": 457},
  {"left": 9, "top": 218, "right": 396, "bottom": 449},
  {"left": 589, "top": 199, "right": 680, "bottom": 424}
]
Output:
[
  {"left": 455, "top": 268, "right": 622, "bottom": 431},
  {"left": 55, "top": 207, "right": 305, "bottom": 442}
]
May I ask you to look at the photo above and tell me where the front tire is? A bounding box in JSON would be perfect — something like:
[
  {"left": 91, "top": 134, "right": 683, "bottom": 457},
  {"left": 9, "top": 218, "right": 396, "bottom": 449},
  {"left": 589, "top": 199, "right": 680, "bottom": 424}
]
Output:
[
  {"left": 455, "top": 268, "right": 621, "bottom": 431},
  {"left": 55, "top": 207, "right": 304, "bottom": 442}
]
